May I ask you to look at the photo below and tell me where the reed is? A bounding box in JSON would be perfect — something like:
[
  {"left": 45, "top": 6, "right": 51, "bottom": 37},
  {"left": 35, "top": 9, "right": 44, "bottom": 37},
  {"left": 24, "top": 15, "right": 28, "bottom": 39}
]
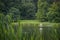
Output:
[{"left": 0, "top": 22, "right": 60, "bottom": 40}]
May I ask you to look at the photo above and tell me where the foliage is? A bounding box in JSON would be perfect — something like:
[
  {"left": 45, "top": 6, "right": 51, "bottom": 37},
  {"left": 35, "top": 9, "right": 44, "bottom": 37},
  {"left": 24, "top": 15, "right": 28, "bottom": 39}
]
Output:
[
  {"left": 0, "top": 16, "right": 60, "bottom": 40},
  {"left": 20, "top": 1, "right": 36, "bottom": 20},
  {"left": 0, "top": 0, "right": 37, "bottom": 20},
  {"left": 36, "top": 0, "right": 49, "bottom": 22},
  {"left": 0, "top": 0, "right": 60, "bottom": 40},
  {"left": 36, "top": 0, "right": 60, "bottom": 23},
  {"left": 47, "top": 2, "right": 60, "bottom": 23},
  {"left": 8, "top": 7, "right": 20, "bottom": 22}
]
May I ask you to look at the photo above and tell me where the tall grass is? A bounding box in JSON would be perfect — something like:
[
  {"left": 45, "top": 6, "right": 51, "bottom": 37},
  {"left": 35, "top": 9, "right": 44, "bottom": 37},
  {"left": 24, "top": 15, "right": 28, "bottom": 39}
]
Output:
[{"left": 0, "top": 21, "right": 60, "bottom": 40}]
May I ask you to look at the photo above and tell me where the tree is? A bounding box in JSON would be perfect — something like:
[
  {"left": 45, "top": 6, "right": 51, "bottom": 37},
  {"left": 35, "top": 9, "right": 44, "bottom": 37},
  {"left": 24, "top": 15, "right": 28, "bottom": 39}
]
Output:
[
  {"left": 0, "top": 0, "right": 37, "bottom": 20},
  {"left": 36, "top": 0, "right": 60, "bottom": 22},
  {"left": 8, "top": 7, "right": 20, "bottom": 22},
  {"left": 36, "top": 0, "right": 49, "bottom": 22},
  {"left": 20, "top": 0, "right": 36, "bottom": 20},
  {"left": 21, "top": 3, "right": 36, "bottom": 19},
  {"left": 47, "top": 2, "right": 60, "bottom": 23}
]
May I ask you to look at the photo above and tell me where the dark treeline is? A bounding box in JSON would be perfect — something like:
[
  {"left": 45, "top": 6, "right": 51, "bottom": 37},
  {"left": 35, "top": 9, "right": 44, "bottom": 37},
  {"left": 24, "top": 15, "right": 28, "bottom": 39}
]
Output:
[
  {"left": 0, "top": 0, "right": 60, "bottom": 22},
  {"left": 0, "top": 0, "right": 38, "bottom": 20}
]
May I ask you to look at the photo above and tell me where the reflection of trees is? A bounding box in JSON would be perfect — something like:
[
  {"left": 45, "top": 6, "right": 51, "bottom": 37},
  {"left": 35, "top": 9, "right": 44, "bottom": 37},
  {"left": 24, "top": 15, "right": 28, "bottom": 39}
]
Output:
[
  {"left": 16, "top": 23, "right": 60, "bottom": 40},
  {"left": 21, "top": 24, "right": 40, "bottom": 40},
  {"left": 42, "top": 27, "right": 58, "bottom": 40}
]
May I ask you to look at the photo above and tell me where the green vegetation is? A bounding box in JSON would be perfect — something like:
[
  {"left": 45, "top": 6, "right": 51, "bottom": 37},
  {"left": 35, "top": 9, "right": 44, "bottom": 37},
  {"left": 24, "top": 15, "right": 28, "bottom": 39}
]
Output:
[
  {"left": 47, "top": 2, "right": 60, "bottom": 22},
  {"left": 0, "top": 0, "right": 60, "bottom": 40},
  {"left": 36, "top": 0, "right": 60, "bottom": 22},
  {"left": 20, "top": 20, "right": 39, "bottom": 24},
  {"left": 1, "top": 20, "right": 60, "bottom": 40}
]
